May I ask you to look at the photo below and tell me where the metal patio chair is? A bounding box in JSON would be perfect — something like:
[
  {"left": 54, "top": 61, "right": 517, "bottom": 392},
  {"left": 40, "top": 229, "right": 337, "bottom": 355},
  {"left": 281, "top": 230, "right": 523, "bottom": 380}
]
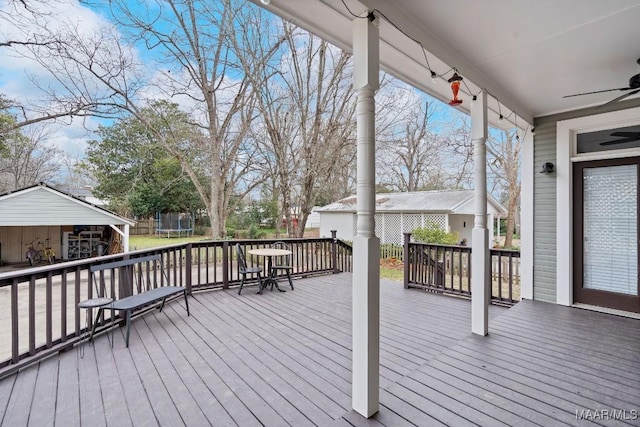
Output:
[
  {"left": 236, "top": 243, "right": 263, "bottom": 295},
  {"left": 270, "top": 241, "right": 294, "bottom": 291}
]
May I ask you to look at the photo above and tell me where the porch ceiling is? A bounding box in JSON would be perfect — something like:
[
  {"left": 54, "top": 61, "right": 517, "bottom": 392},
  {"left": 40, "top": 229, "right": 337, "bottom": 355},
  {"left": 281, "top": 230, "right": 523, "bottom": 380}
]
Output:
[{"left": 254, "top": 0, "right": 640, "bottom": 128}]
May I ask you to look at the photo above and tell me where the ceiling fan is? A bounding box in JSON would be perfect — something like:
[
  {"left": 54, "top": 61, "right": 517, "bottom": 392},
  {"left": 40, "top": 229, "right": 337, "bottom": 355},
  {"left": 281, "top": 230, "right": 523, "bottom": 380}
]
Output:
[
  {"left": 563, "top": 58, "right": 640, "bottom": 108},
  {"left": 600, "top": 131, "right": 640, "bottom": 146}
]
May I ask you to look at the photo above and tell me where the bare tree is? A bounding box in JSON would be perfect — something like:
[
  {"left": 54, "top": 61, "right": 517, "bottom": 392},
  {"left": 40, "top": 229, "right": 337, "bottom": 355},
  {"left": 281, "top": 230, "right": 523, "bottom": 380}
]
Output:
[
  {"left": 377, "top": 99, "right": 448, "bottom": 191},
  {"left": 0, "top": 123, "right": 63, "bottom": 191},
  {"left": 440, "top": 115, "right": 474, "bottom": 189},
  {"left": 245, "top": 24, "right": 357, "bottom": 236},
  {"left": 487, "top": 129, "right": 521, "bottom": 248},
  {"left": 0, "top": 1, "right": 114, "bottom": 133}
]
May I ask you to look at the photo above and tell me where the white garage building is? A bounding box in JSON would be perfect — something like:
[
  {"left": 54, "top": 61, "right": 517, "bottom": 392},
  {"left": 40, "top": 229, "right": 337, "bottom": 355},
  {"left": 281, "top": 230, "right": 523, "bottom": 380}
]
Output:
[
  {"left": 0, "top": 183, "right": 134, "bottom": 264},
  {"left": 318, "top": 189, "right": 506, "bottom": 247}
]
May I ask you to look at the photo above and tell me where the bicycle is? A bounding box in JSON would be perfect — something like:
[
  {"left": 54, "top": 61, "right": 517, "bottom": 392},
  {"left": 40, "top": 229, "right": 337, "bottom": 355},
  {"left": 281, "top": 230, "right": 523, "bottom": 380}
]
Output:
[{"left": 25, "top": 238, "right": 55, "bottom": 265}]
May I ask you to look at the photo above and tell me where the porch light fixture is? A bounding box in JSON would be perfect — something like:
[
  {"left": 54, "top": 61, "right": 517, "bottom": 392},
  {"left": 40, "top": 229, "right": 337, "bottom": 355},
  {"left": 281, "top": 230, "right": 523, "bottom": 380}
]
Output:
[
  {"left": 540, "top": 162, "right": 554, "bottom": 174},
  {"left": 447, "top": 72, "right": 463, "bottom": 106},
  {"left": 430, "top": 70, "right": 438, "bottom": 84}
]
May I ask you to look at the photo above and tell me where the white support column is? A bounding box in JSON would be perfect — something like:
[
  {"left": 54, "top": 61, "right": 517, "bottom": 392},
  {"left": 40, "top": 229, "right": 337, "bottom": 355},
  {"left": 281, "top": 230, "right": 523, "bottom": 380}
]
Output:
[
  {"left": 352, "top": 12, "right": 380, "bottom": 418},
  {"left": 123, "top": 224, "right": 130, "bottom": 253},
  {"left": 471, "top": 90, "right": 490, "bottom": 336},
  {"left": 110, "top": 224, "right": 131, "bottom": 253},
  {"left": 520, "top": 127, "right": 534, "bottom": 300}
]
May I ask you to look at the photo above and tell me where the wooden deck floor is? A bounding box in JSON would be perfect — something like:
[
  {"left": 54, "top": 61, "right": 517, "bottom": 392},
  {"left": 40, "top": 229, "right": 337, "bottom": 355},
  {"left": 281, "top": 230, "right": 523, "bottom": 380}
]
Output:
[{"left": 0, "top": 273, "right": 638, "bottom": 426}]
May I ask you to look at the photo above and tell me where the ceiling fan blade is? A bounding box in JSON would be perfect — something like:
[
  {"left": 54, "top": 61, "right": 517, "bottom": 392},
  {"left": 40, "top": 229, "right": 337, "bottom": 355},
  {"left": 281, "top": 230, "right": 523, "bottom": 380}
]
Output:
[
  {"left": 563, "top": 87, "right": 631, "bottom": 98},
  {"left": 610, "top": 131, "right": 640, "bottom": 138},
  {"left": 596, "top": 88, "right": 640, "bottom": 109},
  {"left": 600, "top": 137, "right": 639, "bottom": 146}
]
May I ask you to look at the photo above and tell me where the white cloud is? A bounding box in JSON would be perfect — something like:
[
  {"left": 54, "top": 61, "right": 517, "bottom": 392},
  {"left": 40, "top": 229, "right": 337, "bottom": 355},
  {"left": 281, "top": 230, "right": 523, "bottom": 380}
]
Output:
[{"left": 0, "top": 0, "right": 126, "bottom": 156}]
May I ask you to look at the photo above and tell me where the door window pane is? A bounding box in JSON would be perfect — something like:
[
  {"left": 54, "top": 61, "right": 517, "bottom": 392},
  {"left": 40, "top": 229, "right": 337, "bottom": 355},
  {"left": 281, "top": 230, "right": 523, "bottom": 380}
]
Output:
[{"left": 583, "top": 165, "right": 638, "bottom": 295}]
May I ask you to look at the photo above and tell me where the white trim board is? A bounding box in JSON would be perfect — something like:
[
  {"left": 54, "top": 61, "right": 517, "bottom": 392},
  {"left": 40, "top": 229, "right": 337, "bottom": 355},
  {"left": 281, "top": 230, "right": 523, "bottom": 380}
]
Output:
[
  {"left": 572, "top": 303, "right": 640, "bottom": 320},
  {"left": 556, "top": 106, "right": 640, "bottom": 306}
]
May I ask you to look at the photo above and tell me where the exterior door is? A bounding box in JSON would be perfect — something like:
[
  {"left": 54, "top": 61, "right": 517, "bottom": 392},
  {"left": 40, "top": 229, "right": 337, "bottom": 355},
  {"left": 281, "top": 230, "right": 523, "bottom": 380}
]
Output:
[{"left": 573, "top": 157, "right": 640, "bottom": 313}]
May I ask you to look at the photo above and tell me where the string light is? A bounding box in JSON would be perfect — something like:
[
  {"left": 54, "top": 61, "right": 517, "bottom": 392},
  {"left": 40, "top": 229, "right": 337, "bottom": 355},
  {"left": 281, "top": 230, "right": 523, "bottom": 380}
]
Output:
[{"left": 337, "top": 1, "right": 530, "bottom": 133}]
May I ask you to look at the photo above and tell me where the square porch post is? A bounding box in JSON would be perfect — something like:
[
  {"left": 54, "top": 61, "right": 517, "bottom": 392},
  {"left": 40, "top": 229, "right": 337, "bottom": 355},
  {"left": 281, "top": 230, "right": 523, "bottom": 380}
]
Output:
[
  {"left": 352, "top": 12, "right": 380, "bottom": 418},
  {"left": 471, "top": 89, "right": 491, "bottom": 336}
]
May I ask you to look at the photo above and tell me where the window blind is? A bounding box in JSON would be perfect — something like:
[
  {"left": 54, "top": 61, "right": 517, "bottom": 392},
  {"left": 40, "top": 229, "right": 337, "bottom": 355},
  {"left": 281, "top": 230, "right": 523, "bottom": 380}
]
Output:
[{"left": 583, "top": 164, "right": 638, "bottom": 296}]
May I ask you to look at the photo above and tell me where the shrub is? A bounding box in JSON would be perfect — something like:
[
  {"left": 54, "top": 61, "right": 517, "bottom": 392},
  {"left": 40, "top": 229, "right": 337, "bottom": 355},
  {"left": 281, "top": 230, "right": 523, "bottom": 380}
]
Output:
[
  {"left": 248, "top": 224, "right": 266, "bottom": 239},
  {"left": 412, "top": 222, "right": 458, "bottom": 245}
]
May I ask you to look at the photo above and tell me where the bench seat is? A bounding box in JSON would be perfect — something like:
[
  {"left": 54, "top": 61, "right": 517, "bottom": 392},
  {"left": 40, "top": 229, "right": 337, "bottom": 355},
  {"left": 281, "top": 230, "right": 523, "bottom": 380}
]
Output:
[
  {"left": 107, "top": 286, "right": 189, "bottom": 347},
  {"left": 90, "top": 255, "right": 190, "bottom": 348}
]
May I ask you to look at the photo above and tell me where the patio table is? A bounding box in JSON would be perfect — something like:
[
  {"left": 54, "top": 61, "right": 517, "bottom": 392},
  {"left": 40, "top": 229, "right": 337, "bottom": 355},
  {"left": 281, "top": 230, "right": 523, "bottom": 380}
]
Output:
[{"left": 247, "top": 248, "right": 292, "bottom": 293}]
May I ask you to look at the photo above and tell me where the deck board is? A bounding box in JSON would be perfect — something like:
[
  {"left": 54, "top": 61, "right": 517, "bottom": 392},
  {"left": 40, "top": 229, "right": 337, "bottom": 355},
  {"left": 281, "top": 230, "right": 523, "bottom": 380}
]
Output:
[
  {"left": 0, "top": 374, "right": 15, "bottom": 424},
  {"left": 28, "top": 357, "right": 58, "bottom": 427},
  {"left": 0, "top": 273, "right": 638, "bottom": 427},
  {"left": 54, "top": 348, "right": 81, "bottom": 426},
  {"left": 2, "top": 363, "right": 37, "bottom": 427}
]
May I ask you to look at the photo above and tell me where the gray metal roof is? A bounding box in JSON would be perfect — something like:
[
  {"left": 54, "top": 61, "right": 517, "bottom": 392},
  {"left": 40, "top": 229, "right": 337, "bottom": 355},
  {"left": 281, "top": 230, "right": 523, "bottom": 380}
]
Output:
[{"left": 317, "top": 190, "right": 507, "bottom": 214}]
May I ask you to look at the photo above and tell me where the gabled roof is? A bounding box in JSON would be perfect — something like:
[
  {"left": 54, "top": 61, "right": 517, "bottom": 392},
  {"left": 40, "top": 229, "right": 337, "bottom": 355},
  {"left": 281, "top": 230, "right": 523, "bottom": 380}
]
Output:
[
  {"left": 317, "top": 190, "right": 507, "bottom": 215},
  {"left": 0, "top": 182, "right": 135, "bottom": 226}
]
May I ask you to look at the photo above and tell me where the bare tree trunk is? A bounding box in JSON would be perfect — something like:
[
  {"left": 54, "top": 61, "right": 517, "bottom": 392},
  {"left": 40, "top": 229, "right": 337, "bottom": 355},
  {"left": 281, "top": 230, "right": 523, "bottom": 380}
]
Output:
[{"left": 487, "top": 129, "right": 521, "bottom": 248}]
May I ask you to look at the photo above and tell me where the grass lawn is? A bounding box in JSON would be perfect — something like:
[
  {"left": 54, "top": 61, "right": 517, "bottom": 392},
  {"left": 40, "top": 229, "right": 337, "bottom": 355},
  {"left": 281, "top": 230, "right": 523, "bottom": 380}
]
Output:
[{"left": 129, "top": 235, "right": 207, "bottom": 251}]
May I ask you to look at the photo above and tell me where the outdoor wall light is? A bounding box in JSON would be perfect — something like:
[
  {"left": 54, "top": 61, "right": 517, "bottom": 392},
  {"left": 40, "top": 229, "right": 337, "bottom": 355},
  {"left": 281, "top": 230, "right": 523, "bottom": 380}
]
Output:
[{"left": 540, "top": 162, "right": 554, "bottom": 174}]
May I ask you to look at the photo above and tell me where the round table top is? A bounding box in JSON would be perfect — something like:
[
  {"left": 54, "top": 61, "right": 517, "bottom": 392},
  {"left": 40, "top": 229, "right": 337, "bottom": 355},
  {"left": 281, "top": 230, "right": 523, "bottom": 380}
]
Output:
[
  {"left": 78, "top": 297, "right": 113, "bottom": 309},
  {"left": 247, "top": 248, "right": 292, "bottom": 256}
]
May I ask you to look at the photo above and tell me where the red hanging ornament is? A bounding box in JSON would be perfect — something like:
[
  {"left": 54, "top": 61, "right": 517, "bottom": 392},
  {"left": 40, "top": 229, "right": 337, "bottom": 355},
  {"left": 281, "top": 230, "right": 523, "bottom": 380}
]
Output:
[{"left": 448, "top": 72, "right": 463, "bottom": 106}]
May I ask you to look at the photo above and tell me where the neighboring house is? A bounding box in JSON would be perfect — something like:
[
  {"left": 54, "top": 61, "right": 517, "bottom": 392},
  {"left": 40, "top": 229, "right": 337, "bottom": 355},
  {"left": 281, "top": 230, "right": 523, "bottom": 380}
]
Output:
[
  {"left": 0, "top": 182, "right": 134, "bottom": 263},
  {"left": 305, "top": 206, "right": 322, "bottom": 228},
  {"left": 68, "top": 185, "right": 108, "bottom": 207},
  {"left": 318, "top": 190, "right": 505, "bottom": 247}
]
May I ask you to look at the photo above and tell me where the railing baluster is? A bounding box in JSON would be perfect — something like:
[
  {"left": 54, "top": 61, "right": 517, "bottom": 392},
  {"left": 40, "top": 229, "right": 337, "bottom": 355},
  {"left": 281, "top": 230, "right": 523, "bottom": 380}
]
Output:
[
  {"left": 29, "top": 276, "right": 35, "bottom": 356},
  {"left": 60, "top": 269, "right": 67, "bottom": 343},
  {"left": 46, "top": 272, "right": 52, "bottom": 348},
  {"left": 498, "top": 252, "right": 503, "bottom": 301},
  {"left": 74, "top": 267, "right": 81, "bottom": 337},
  {"left": 11, "top": 278, "right": 19, "bottom": 364}
]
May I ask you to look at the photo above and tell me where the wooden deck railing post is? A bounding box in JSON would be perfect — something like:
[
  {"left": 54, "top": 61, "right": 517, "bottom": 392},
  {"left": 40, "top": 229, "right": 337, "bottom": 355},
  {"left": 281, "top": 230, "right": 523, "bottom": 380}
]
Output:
[
  {"left": 331, "top": 230, "right": 339, "bottom": 273},
  {"left": 185, "top": 243, "right": 193, "bottom": 294},
  {"left": 222, "top": 240, "right": 229, "bottom": 289},
  {"left": 403, "top": 233, "right": 411, "bottom": 289}
]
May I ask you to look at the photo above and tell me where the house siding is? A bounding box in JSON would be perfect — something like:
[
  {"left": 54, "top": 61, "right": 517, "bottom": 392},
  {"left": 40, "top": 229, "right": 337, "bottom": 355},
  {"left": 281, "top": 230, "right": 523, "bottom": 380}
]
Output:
[
  {"left": 319, "top": 212, "right": 355, "bottom": 241},
  {"left": 532, "top": 98, "right": 640, "bottom": 304},
  {"left": 532, "top": 120, "right": 557, "bottom": 303},
  {"left": 0, "top": 187, "right": 128, "bottom": 226}
]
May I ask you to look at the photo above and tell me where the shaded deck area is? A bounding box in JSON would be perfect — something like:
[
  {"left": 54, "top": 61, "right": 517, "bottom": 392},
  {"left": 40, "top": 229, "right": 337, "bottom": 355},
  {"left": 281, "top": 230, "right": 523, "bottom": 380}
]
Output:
[{"left": 0, "top": 273, "right": 638, "bottom": 426}]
